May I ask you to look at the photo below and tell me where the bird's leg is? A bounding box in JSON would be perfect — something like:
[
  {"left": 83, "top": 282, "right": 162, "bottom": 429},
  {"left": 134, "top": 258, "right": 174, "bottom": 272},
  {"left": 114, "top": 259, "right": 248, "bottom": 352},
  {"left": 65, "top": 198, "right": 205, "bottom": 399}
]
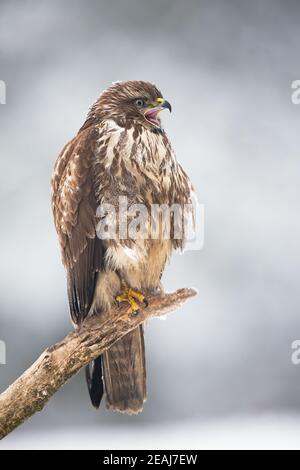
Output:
[{"left": 116, "top": 281, "right": 148, "bottom": 314}]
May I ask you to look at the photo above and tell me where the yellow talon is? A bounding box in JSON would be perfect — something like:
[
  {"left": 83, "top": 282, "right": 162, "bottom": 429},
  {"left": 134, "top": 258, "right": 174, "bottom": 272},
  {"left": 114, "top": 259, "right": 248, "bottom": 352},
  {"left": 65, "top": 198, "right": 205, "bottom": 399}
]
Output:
[
  {"left": 116, "top": 285, "right": 148, "bottom": 314},
  {"left": 128, "top": 289, "right": 146, "bottom": 303}
]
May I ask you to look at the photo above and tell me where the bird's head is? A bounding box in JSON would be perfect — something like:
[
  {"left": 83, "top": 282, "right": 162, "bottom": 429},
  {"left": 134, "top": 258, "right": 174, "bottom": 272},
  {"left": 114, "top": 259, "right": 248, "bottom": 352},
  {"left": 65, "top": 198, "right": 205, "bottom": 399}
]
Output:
[{"left": 90, "top": 80, "right": 172, "bottom": 130}]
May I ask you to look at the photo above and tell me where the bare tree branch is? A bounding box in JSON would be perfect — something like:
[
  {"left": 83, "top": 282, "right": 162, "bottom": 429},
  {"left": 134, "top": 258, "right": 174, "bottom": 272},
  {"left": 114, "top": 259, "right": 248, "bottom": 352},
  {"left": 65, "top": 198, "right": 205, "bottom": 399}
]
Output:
[{"left": 0, "top": 288, "right": 197, "bottom": 440}]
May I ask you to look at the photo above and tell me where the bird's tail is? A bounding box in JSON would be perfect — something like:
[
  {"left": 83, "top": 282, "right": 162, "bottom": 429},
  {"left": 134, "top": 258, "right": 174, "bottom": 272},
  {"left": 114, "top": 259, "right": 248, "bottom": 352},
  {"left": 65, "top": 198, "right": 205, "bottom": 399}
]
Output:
[
  {"left": 85, "top": 326, "right": 146, "bottom": 413},
  {"left": 102, "top": 325, "right": 146, "bottom": 414}
]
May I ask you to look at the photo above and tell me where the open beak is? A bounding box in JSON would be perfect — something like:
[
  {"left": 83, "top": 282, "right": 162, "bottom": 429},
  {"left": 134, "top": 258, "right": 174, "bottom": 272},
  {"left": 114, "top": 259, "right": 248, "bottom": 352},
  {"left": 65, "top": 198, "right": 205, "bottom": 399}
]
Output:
[{"left": 144, "top": 97, "right": 172, "bottom": 127}]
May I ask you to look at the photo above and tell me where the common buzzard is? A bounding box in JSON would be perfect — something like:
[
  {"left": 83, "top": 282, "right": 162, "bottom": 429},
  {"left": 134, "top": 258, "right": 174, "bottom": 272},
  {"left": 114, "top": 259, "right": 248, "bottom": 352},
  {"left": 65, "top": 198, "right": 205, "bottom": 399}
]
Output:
[{"left": 52, "top": 81, "right": 193, "bottom": 413}]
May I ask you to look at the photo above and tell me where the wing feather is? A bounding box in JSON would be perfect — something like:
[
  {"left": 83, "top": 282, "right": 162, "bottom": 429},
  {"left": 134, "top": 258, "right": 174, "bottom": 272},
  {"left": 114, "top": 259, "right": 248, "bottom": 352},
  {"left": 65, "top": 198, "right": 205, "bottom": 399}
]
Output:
[{"left": 52, "top": 127, "right": 104, "bottom": 325}]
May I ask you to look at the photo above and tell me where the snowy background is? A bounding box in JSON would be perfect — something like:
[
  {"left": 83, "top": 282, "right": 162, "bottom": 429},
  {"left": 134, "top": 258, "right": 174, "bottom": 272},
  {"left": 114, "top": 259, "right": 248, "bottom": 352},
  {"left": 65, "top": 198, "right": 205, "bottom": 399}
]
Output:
[{"left": 1, "top": 0, "right": 300, "bottom": 450}]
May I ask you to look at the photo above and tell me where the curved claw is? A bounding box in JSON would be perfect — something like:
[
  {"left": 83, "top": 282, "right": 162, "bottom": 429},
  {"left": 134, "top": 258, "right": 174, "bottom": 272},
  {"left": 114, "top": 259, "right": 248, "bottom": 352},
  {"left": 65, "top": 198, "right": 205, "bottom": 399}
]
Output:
[
  {"left": 115, "top": 286, "right": 147, "bottom": 315},
  {"left": 130, "top": 309, "right": 140, "bottom": 316}
]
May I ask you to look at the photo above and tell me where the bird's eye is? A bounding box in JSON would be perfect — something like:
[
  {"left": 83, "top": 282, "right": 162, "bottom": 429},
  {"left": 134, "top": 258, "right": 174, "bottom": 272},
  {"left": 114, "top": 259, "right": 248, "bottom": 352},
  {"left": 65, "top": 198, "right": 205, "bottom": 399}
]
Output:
[{"left": 135, "top": 99, "right": 145, "bottom": 108}]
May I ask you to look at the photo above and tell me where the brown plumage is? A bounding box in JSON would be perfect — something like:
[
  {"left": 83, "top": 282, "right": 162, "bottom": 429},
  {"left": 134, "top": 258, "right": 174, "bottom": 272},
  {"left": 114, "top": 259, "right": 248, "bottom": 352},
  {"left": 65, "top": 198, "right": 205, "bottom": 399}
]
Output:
[{"left": 51, "top": 80, "right": 194, "bottom": 414}]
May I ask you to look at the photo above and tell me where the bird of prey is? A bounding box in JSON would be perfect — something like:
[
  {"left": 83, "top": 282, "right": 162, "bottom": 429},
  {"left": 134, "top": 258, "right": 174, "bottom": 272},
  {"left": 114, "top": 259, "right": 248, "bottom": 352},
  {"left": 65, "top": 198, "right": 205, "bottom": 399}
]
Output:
[{"left": 52, "top": 81, "right": 194, "bottom": 414}]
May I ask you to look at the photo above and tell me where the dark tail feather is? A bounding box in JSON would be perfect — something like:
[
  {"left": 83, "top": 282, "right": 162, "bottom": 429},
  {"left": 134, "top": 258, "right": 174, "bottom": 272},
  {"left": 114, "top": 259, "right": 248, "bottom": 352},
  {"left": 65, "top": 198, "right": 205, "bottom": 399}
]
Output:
[{"left": 85, "top": 356, "right": 104, "bottom": 408}]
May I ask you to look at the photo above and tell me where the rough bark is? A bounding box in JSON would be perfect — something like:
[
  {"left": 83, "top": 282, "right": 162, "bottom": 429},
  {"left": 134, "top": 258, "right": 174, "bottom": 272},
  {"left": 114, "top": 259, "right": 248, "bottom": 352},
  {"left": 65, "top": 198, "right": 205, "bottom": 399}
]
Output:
[{"left": 0, "top": 288, "right": 197, "bottom": 440}]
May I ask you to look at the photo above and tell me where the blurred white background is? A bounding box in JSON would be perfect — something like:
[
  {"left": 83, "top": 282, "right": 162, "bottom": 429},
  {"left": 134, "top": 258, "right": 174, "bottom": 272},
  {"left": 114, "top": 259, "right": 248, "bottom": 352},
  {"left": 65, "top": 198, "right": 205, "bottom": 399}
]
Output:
[{"left": 1, "top": 0, "right": 300, "bottom": 450}]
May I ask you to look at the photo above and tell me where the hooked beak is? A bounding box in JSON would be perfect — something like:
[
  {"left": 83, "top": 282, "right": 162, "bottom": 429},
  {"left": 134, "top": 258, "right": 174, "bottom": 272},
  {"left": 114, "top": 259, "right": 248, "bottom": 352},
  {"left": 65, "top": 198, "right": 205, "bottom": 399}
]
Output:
[
  {"left": 158, "top": 97, "right": 172, "bottom": 113},
  {"left": 144, "top": 97, "right": 172, "bottom": 127}
]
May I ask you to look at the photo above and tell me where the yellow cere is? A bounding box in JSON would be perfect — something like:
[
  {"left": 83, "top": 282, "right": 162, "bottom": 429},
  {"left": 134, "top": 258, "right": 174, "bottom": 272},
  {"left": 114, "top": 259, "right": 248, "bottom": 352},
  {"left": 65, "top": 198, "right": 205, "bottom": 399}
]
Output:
[{"left": 157, "top": 97, "right": 164, "bottom": 104}]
